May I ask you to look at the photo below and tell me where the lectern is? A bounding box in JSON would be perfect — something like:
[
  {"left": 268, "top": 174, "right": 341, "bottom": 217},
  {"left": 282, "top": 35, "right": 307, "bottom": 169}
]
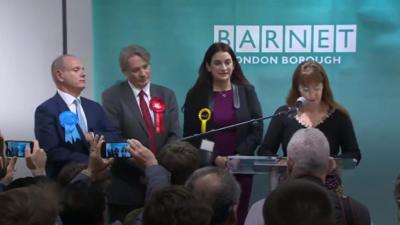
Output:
[{"left": 227, "top": 155, "right": 358, "bottom": 192}]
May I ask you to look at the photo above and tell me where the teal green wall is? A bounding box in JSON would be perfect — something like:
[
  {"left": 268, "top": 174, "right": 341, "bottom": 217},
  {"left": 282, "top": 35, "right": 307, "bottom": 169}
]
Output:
[{"left": 93, "top": 1, "right": 400, "bottom": 224}]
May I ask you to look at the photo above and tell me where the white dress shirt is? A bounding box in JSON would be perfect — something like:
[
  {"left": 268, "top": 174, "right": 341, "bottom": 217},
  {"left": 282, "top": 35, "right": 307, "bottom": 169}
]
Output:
[
  {"left": 127, "top": 81, "right": 155, "bottom": 124},
  {"left": 57, "top": 89, "right": 88, "bottom": 131}
]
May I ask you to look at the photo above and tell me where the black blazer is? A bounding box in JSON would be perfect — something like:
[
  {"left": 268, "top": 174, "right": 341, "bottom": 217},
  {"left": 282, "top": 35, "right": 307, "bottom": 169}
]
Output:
[{"left": 183, "top": 83, "right": 263, "bottom": 156}]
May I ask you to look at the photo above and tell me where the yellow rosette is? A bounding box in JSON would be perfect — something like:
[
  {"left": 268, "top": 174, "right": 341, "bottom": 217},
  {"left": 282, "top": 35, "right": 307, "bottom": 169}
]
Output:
[{"left": 198, "top": 108, "right": 211, "bottom": 133}]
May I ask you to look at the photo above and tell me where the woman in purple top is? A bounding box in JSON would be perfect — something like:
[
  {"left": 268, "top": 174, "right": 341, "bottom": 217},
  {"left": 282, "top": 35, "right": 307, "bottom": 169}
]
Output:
[{"left": 183, "top": 42, "right": 263, "bottom": 225}]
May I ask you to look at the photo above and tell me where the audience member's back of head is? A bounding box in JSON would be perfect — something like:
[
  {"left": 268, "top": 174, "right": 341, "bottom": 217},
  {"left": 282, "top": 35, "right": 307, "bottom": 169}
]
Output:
[
  {"left": 158, "top": 141, "right": 200, "bottom": 185},
  {"left": 287, "top": 128, "right": 331, "bottom": 178},
  {"left": 263, "top": 179, "right": 335, "bottom": 225},
  {"left": 57, "top": 162, "right": 87, "bottom": 188},
  {"left": 60, "top": 180, "right": 105, "bottom": 225},
  {"left": 185, "top": 166, "right": 241, "bottom": 225},
  {"left": 395, "top": 175, "right": 400, "bottom": 207},
  {"left": 395, "top": 175, "right": 400, "bottom": 222},
  {"left": 143, "top": 185, "right": 212, "bottom": 225},
  {"left": 5, "top": 175, "right": 52, "bottom": 191},
  {"left": 0, "top": 183, "right": 60, "bottom": 225}
]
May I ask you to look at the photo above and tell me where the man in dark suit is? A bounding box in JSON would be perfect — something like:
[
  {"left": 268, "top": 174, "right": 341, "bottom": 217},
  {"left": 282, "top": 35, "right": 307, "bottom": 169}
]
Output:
[
  {"left": 34, "top": 55, "right": 120, "bottom": 178},
  {"left": 102, "top": 44, "right": 181, "bottom": 222}
]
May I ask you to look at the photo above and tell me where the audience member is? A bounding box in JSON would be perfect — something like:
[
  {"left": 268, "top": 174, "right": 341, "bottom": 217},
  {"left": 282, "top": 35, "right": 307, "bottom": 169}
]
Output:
[
  {"left": 57, "top": 162, "right": 87, "bottom": 188},
  {"left": 245, "top": 128, "right": 371, "bottom": 225},
  {"left": 0, "top": 183, "right": 59, "bottom": 225},
  {"left": 124, "top": 140, "right": 199, "bottom": 225},
  {"left": 67, "top": 134, "right": 114, "bottom": 187},
  {"left": 1, "top": 140, "right": 48, "bottom": 191},
  {"left": 394, "top": 175, "right": 400, "bottom": 221},
  {"left": 157, "top": 141, "right": 200, "bottom": 185},
  {"left": 263, "top": 179, "right": 335, "bottom": 225},
  {"left": 0, "top": 155, "right": 17, "bottom": 190},
  {"left": 25, "top": 140, "right": 47, "bottom": 177},
  {"left": 186, "top": 166, "right": 241, "bottom": 225},
  {"left": 60, "top": 180, "right": 105, "bottom": 225},
  {"left": 142, "top": 186, "right": 212, "bottom": 225},
  {"left": 126, "top": 138, "right": 170, "bottom": 201}
]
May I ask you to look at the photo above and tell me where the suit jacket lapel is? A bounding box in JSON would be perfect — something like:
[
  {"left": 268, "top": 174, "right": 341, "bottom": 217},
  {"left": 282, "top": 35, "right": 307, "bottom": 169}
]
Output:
[
  {"left": 55, "top": 92, "right": 70, "bottom": 112},
  {"left": 122, "top": 81, "right": 148, "bottom": 132}
]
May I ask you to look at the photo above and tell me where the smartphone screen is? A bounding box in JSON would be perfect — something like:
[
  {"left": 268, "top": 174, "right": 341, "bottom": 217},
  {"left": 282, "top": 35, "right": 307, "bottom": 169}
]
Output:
[
  {"left": 101, "top": 142, "right": 131, "bottom": 158},
  {"left": 5, "top": 140, "right": 33, "bottom": 157}
]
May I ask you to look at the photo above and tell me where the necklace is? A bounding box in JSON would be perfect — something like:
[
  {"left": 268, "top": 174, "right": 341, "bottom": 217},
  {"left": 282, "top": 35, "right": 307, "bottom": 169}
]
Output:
[{"left": 295, "top": 108, "right": 334, "bottom": 128}]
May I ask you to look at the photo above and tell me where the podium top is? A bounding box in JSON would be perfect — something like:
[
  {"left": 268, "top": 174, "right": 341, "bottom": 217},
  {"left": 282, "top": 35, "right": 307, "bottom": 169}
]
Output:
[{"left": 227, "top": 156, "right": 357, "bottom": 174}]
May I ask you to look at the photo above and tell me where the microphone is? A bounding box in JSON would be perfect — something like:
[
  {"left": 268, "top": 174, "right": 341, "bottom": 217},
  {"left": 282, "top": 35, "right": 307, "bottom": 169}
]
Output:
[
  {"left": 294, "top": 96, "right": 306, "bottom": 111},
  {"left": 287, "top": 97, "right": 306, "bottom": 118},
  {"left": 181, "top": 98, "right": 306, "bottom": 142}
]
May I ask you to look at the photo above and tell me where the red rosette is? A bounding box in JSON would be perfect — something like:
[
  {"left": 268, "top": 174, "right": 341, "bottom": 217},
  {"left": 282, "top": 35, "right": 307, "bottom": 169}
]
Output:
[{"left": 149, "top": 97, "right": 166, "bottom": 134}]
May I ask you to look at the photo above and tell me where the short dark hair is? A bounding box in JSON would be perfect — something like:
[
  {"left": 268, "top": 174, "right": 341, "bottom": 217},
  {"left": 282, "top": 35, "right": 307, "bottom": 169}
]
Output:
[
  {"left": 57, "top": 162, "right": 87, "bottom": 188},
  {"left": 0, "top": 183, "right": 60, "bottom": 225},
  {"left": 158, "top": 141, "right": 200, "bottom": 185},
  {"left": 185, "top": 166, "right": 241, "bottom": 225},
  {"left": 395, "top": 175, "right": 400, "bottom": 208},
  {"left": 5, "top": 176, "right": 51, "bottom": 191},
  {"left": 263, "top": 178, "right": 335, "bottom": 225},
  {"left": 143, "top": 186, "right": 212, "bottom": 225},
  {"left": 60, "top": 180, "right": 105, "bottom": 225}
]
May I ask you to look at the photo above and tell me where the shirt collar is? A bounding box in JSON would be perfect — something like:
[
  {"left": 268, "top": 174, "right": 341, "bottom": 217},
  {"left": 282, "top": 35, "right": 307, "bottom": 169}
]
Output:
[
  {"left": 57, "top": 89, "right": 80, "bottom": 106},
  {"left": 128, "top": 81, "right": 151, "bottom": 97}
]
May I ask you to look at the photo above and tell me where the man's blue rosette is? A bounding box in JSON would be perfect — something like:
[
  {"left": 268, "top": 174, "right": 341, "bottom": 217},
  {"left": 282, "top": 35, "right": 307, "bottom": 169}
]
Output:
[{"left": 59, "top": 111, "right": 81, "bottom": 143}]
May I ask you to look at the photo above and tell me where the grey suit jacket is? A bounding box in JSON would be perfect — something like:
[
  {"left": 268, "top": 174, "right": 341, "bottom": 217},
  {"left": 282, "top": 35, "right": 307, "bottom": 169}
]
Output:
[{"left": 102, "top": 81, "right": 180, "bottom": 206}]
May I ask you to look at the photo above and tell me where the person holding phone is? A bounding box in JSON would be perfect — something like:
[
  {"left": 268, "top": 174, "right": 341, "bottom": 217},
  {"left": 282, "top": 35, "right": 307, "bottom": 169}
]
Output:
[
  {"left": 0, "top": 139, "right": 47, "bottom": 191},
  {"left": 34, "top": 55, "right": 121, "bottom": 179}
]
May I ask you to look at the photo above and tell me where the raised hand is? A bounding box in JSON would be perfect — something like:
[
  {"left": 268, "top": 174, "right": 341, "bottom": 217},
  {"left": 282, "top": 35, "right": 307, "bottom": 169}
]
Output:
[{"left": 25, "top": 140, "right": 47, "bottom": 176}]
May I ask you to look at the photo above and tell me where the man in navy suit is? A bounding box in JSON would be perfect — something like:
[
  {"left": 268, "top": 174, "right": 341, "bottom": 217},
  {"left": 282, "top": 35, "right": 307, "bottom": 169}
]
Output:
[{"left": 34, "top": 55, "right": 121, "bottom": 178}]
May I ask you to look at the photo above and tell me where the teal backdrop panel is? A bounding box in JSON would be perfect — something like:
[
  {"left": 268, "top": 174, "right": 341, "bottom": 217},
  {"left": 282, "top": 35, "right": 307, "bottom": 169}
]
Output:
[{"left": 93, "top": 1, "right": 400, "bottom": 224}]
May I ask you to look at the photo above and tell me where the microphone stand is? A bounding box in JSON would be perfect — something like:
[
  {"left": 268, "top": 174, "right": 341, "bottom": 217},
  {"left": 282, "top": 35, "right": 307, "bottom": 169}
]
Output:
[{"left": 180, "top": 107, "right": 298, "bottom": 141}]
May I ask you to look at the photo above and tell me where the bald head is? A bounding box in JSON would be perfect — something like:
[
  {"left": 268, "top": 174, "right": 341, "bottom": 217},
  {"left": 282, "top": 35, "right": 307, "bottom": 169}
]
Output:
[
  {"left": 185, "top": 167, "right": 241, "bottom": 225},
  {"left": 50, "top": 54, "right": 86, "bottom": 97},
  {"left": 51, "top": 54, "right": 75, "bottom": 76},
  {"left": 287, "top": 128, "right": 331, "bottom": 179}
]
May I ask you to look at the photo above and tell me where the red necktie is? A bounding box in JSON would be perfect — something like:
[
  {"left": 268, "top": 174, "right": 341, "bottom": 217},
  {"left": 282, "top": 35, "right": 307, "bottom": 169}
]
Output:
[{"left": 139, "top": 90, "right": 156, "bottom": 153}]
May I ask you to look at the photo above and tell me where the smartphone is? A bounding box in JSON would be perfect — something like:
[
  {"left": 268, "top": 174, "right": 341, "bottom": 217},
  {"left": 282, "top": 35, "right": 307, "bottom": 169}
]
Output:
[
  {"left": 101, "top": 142, "right": 132, "bottom": 158},
  {"left": 5, "top": 140, "right": 33, "bottom": 157}
]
